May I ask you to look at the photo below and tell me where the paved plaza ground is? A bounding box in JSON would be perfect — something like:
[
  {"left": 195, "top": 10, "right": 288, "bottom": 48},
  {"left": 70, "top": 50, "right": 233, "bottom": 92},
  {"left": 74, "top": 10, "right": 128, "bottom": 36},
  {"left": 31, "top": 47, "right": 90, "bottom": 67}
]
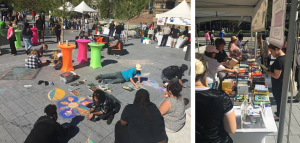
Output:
[
  {"left": 0, "top": 19, "right": 191, "bottom": 142},
  {"left": 196, "top": 36, "right": 300, "bottom": 143}
]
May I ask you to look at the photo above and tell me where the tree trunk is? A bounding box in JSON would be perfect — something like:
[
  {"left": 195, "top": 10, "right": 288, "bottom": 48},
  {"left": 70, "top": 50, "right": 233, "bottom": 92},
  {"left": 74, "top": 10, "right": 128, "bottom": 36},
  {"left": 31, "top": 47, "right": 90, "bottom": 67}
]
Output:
[
  {"left": 126, "top": 19, "right": 129, "bottom": 41},
  {"left": 61, "top": 17, "right": 64, "bottom": 43}
]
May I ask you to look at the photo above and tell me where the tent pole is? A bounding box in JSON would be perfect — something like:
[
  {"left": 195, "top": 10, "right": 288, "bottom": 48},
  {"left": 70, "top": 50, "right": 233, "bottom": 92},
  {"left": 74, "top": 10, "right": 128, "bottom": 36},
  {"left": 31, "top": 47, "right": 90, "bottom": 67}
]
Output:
[
  {"left": 197, "top": 23, "right": 199, "bottom": 53},
  {"left": 251, "top": 32, "right": 253, "bottom": 53},
  {"left": 254, "top": 32, "right": 257, "bottom": 59},
  {"left": 277, "top": 0, "right": 298, "bottom": 142}
]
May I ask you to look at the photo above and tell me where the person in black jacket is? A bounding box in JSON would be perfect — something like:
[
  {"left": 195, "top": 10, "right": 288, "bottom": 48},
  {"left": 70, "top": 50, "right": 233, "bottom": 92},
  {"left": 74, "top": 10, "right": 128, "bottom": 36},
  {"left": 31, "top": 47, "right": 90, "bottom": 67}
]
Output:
[
  {"left": 86, "top": 90, "right": 120, "bottom": 125},
  {"left": 161, "top": 64, "right": 188, "bottom": 88},
  {"left": 54, "top": 23, "right": 61, "bottom": 43},
  {"left": 24, "top": 104, "right": 73, "bottom": 143}
]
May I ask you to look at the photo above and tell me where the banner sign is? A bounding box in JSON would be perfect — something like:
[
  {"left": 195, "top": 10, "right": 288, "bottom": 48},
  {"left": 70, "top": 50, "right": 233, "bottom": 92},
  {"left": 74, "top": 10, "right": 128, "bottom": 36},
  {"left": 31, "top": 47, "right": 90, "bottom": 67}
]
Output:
[
  {"left": 251, "top": 0, "right": 268, "bottom": 32},
  {"left": 157, "top": 17, "right": 166, "bottom": 25},
  {"left": 166, "top": 17, "right": 191, "bottom": 26},
  {"left": 269, "top": 0, "right": 286, "bottom": 48}
]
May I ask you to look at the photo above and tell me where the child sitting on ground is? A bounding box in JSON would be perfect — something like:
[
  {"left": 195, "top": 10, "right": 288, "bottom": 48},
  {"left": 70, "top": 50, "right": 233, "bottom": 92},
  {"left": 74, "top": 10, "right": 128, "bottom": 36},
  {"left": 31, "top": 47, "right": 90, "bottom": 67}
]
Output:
[
  {"left": 25, "top": 50, "right": 43, "bottom": 69},
  {"left": 33, "top": 43, "right": 48, "bottom": 57}
]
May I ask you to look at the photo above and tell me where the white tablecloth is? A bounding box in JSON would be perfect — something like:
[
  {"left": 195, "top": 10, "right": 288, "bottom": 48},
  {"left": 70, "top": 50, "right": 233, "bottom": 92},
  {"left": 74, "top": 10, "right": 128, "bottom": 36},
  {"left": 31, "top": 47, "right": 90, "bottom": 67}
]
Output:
[
  {"left": 175, "top": 39, "right": 188, "bottom": 49},
  {"left": 230, "top": 107, "right": 277, "bottom": 143},
  {"left": 157, "top": 35, "right": 171, "bottom": 46},
  {"left": 103, "top": 28, "right": 115, "bottom": 36}
]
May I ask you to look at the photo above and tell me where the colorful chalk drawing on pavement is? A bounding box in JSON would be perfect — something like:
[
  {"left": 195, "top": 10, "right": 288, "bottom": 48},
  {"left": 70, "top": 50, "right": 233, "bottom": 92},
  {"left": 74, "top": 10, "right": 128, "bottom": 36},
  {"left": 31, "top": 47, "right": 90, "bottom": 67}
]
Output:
[
  {"left": 48, "top": 88, "right": 65, "bottom": 101},
  {"left": 39, "top": 58, "right": 55, "bottom": 67},
  {"left": 117, "top": 60, "right": 154, "bottom": 65},
  {"left": 57, "top": 96, "right": 92, "bottom": 119},
  {"left": 142, "top": 78, "right": 166, "bottom": 92},
  {"left": 0, "top": 67, "right": 41, "bottom": 80}
]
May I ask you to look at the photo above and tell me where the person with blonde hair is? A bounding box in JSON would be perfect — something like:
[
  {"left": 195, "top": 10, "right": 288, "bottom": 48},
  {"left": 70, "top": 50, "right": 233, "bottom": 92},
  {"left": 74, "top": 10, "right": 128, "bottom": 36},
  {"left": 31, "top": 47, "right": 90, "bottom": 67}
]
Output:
[
  {"left": 228, "top": 36, "right": 241, "bottom": 60},
  {"left": 7, "top": 21, "right": 17, "bottom": 56},
  {"left": 195, "top": 53, "right": 236, "bottom": 143},
  {"left": 25, "top": 50, "right": 43, "bottom": 69}
]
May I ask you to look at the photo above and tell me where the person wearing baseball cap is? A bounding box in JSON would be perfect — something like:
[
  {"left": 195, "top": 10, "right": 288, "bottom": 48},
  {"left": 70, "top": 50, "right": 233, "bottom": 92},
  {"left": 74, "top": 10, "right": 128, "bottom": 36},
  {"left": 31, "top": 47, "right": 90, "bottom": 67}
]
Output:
[
  {"left": 204, "top": 45, "right": 238, "bottom": 89},
  {"left": 95, "top": 64, "right": 144, "bottom": 88}
]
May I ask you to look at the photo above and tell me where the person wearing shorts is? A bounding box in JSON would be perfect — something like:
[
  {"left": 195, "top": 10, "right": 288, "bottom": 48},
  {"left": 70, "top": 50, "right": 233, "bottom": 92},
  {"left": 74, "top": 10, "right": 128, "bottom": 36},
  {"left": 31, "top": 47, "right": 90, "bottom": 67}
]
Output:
[
  {"left": 36, "top": 16, "right": 45, "bottom": 44},
  {"left": 171, "top": 26, "right": 180, "bottom": 48}
]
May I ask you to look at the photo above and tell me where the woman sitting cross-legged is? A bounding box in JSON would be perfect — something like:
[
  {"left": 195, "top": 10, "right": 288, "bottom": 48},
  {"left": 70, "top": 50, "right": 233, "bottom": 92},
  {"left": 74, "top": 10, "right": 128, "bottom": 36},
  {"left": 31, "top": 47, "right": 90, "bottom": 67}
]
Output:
[
  {"left": 25, "top": 50, "right": 43, "bottom": 69},
  {"left": 159, "top": 82, "right": 186, "bottom": 133},
  {"left": 115, "top": 89, "right": 167, "bottom": 143},
  {"left": 107, "top": 36, "right": 120, "bottom": 55},
  {"left": 195, "top": 53, "right": 236, "bottom": 143}
]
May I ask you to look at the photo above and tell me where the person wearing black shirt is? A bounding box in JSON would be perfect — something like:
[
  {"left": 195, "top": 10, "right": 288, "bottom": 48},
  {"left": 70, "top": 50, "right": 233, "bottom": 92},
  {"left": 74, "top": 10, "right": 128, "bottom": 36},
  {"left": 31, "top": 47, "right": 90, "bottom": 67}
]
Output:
[
  {"left": 115, "top": 22, "right": 124, "bottom": 38},
  {"left": 109, "top": 21, "right": 115, "bottom": 37},
  {"left": 170, "top": 25, "right": 175, "bottom": 36},
  {"left": 171, "top": 26, "right": 180, "bottom": 48},
  {"left": 182, "top": 26, "right": 189, "bottom": 37},
  {"left": 195, "top": 53, "right": 236, "bottom": 143},
  {"left": 36, "top": 15, "right": 45, "bottom": 44},
  {"left": 24, "top": 104, "right": 73, "bottom": 143},
  {"left": 86, "top": 90, "right": 120, "bottom": 124},
  {"left": 114, "top": 89, "right": 167, "bottom": 143},
  {"left": 263, "top": 44, "right": 286, "bottom": 121},
  {"left": 54, "top": 23, "right": 61, "bottom": 43},
  {"left": 161, "top": 64, "right": 188, "bottom": 88}
]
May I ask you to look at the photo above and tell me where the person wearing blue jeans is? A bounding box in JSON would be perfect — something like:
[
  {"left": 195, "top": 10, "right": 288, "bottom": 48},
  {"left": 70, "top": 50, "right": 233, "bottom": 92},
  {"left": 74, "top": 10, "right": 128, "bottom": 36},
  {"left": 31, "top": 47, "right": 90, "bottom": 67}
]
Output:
[
  {"left": 21, "top": 22, "right": 33, "bottom": 54},
  {"left": 95, "top": 64, "right": 144, "bottom": 88}
]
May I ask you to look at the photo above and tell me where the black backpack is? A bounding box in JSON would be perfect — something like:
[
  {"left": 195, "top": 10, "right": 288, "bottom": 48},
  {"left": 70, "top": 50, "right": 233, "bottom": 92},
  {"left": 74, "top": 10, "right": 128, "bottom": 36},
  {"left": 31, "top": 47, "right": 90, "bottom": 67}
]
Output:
[{"left": 163, "top": 66, "right": 179, "bottom": 76}]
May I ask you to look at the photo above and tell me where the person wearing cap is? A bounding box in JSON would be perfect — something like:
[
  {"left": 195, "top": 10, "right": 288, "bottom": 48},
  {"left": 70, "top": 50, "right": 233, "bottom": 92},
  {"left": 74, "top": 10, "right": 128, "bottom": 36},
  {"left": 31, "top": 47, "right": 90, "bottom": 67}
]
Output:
[
  {"left": 161, "top": 64, "right": 188, "bottom": 88},
  {"left": 205, "top": 45, "right": 238, "bottom": 89},
  {"left": 228, "top": 36, "right": 241, "bottom": 60},
  {"left": 95, "top": 64, "right": 144, "bottom": 88}
]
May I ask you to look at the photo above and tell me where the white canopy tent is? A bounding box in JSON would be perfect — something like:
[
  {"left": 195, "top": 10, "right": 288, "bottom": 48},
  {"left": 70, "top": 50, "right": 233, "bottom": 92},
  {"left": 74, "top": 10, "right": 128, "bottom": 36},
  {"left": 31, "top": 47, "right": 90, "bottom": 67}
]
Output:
[
  {"left": 156, "top": 0, "right": 191, "bottom": 19},
  {"left": 73, "top": 1, "right": 98, "bottom": 13},
  {"left": 58, "top": 2, "right": 74, "bottom": 12}
]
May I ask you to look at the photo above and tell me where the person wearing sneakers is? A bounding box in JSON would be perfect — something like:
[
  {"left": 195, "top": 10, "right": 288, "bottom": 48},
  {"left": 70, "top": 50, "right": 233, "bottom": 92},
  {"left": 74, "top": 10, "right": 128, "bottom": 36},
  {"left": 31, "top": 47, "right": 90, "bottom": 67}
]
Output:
[
  {"left": 95, "top": 64, "right": 144, "bottom": 88},
  {"left": 161, "top": 64, "right": 188, "bottom": 88},
  {"left": 86, "top": 90, "right": 120, "bottom": 124}
]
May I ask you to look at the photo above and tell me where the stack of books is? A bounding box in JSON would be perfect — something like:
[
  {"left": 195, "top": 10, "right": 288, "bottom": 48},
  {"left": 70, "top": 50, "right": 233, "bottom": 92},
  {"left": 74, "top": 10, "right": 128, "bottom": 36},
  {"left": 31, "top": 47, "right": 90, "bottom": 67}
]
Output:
[
  {"left": 222, "top": 79, "right": 234, "bottom": 91},
  {"left": 252, "top": 77, "right": 265, "bottom": 89},
  {"left": 253, "top": 95, "right": 271, "bottom": 105},
  {"left": 253, "top": 84, "right": 269, "bottom": 95},
  {"left": 252, "top": 71, "right": 262, "bottom": 77}
]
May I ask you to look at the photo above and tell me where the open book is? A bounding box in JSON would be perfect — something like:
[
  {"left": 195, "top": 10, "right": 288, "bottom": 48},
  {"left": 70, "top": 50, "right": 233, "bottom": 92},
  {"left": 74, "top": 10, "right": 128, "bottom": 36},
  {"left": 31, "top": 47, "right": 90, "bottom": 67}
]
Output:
[{"left": 227, "top": 58, "right": 238, "bottom": 68}]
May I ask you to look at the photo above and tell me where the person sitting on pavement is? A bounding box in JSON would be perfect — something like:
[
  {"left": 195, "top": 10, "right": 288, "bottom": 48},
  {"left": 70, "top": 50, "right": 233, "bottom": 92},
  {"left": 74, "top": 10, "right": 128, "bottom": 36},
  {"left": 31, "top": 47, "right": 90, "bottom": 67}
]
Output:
[
  {"left": 24, "top": 104, "right": 74, "bottom": 143},
  {"left": 114, "top": 89, "right": 167, "bottom": 143},
  {"left": 161, "top": 64, "right": 188, "bottom": 88},
  {"left": 35, "top": 43, "right": 48, "bottom": 57},
  {"left": 95, "top": 64, "right": 144, "bottom": 88},
  {"left": 86, "top": 90, "right": 120, "bottom": 124},
  {"left": 25, "top": 50, "right": 43, "bottom": 69},
  {"left": 107, "top": 36, "right": 120, "bottom": 55},
  {"left": 159, "top": 82, "right": 186, "bottom": 133}
]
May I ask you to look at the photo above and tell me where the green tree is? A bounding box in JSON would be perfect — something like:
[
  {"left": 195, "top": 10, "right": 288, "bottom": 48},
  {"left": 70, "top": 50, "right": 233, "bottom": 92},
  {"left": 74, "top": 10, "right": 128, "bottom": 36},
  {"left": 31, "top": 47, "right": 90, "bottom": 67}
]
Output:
[
  {"left": 113, "top": 0, "right": 148, "bottom": 41},
  {"left": 98, "top": 0, "right": 111, "bottom": 18}
]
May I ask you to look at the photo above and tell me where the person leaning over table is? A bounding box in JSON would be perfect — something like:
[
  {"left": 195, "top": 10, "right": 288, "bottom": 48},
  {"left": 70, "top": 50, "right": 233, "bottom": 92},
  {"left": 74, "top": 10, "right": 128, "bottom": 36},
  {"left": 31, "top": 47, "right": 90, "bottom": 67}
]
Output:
[
  {"left": 114, "top": 89, "right": 167, "bottom": 143},
  {"left": 214, "top": 38, "right": 232, "bottom": 90},
  {"left": 204, "top": 45, "right": 238, "bottom": 89},
  {"left": 263, "top": 44, "right": 285, "bottom": 121},
  {"left": 195, "top": 53, "right": 236, "bottom": 143}
]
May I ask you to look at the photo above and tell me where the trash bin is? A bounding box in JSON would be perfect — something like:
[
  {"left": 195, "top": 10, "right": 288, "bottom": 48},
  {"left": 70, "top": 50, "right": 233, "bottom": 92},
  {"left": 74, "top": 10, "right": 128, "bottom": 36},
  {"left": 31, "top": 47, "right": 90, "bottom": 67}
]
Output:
[{"left": 184, "top": 45, "right": 191, "bottom": 61}]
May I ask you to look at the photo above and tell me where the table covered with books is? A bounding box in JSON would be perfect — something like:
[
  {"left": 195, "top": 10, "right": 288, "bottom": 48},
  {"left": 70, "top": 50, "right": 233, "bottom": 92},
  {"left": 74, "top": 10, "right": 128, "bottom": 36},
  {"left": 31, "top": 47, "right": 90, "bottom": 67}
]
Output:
[{"left": 221, "top": 53, "right": 277, "bottom": 143}]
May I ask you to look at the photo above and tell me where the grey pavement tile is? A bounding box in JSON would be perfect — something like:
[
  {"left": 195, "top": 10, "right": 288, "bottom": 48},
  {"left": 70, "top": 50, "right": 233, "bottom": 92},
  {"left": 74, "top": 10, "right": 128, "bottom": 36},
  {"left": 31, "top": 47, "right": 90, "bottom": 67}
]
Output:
[
  {"left": 13, "top": 116, "right": 33, "bottom": 135},
  {"left": 71, "top": 132, "right": 88, "bottom": 143},
  {"left": 5, "top": 101, "right": 26, "bottom": 117},
  {"left": 265, "top": 136, "right": 276, "bottom": 143},
  {"left": 24, "top": 112, "right": 39, "bottom": 124},
  {"left": 100, "top": 135, "right": 114, "bottom": 143},
  {"left": 13, "top": 98, "right": 36, "bottom": 114},
  {"left": 0, "top": 103, "right": 17, "bottom": 121},
  {"left": 0, "top": 94, "right": 7, "bottom": 105},
  {"left": 0, "top": 125, "right": 16, "bottom": 143},
  {"left": 0, "top": 114, "right": 7, "bottom": 125},
  {"left": 5, "top": 87, "right": 24, "bottom": 99},
  {"left": 109, "top": 131, "right": 115, "bottom": 139},
  {"left": 0, "top": 89, "right": 16, "bottom": 101},
  {"left": 22, "top": 95, "right": 44, "bottom": 110},
  {"left": 3, "top": 121, "right": 27, "bottom": 143}
]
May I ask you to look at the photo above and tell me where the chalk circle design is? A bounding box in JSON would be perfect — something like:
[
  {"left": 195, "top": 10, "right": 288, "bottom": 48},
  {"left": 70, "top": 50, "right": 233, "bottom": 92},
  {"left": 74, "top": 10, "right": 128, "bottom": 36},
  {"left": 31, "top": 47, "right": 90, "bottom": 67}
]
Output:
[
  {"left": 48, "top": 88, "right": 65, "bottom": 101},
  {"left": 57, "top": 96, "right": 92, "bottom": 119}
]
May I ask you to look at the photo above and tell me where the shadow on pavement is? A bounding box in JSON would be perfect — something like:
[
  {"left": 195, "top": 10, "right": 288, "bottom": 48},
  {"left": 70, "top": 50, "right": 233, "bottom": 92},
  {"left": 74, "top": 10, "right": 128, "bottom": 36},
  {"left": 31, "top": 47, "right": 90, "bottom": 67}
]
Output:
[
  {"left": 101, "top": 59, "right": 118, "bottom": 67},
  {"left": 58, "top": 116, "right": 85, "bottom": 143}
]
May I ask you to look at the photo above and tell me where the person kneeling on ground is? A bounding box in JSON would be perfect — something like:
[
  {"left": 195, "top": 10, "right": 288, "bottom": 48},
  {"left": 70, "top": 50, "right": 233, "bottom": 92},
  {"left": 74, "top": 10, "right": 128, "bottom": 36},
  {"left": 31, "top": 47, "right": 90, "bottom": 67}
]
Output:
[
  {"left": 95, "top": 64, "right": 144, "bottom": 88},
  {"left": 86, "top": 90, "right": 120, "bottom": 124},
  {"left": 25, "top": 50, "right": 43, "bottom": 69},
  {"left": 159, "top": 82, "right": 186, "bottom": 133},
  {"left": 107, "top": 36, "right": 120, "bottom": 55},
  {"left": 161, "top": 64, "right": 188, "bottom": 88},
  {"left": 115, "top": 89, "right": 167, "bottom": 143},
  {"left": 24, "top": 104, "right": 74, "bottom": 143},
  {"left": 36, "top": 43, "right": 48, "bottom": 57}
]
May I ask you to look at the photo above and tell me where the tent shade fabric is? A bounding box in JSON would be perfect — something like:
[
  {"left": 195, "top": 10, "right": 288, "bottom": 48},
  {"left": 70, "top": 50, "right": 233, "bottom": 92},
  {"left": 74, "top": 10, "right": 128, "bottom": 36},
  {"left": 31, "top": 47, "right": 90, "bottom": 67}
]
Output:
[
  {"left": 156, "top": 0, "right": 191, "bottom": 19},
  {"left": 0, "top": 2, "right": 9, "bottom": 10},
  {"left": 251, "top": 0, "right": 268, "bottom": 32},
  {"left": 58, "top": 2, "right": 74, "bottom": 12},
  {"left": 74, "top": 1, "right": 98, "bottom": 13}
]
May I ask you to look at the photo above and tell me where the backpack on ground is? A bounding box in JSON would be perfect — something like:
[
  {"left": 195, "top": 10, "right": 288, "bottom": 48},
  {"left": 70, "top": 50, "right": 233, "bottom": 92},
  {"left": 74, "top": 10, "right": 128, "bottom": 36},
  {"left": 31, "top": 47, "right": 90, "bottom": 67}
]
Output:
[{"left": 163, "top": 66, "right": 179, "bottom": 77}]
